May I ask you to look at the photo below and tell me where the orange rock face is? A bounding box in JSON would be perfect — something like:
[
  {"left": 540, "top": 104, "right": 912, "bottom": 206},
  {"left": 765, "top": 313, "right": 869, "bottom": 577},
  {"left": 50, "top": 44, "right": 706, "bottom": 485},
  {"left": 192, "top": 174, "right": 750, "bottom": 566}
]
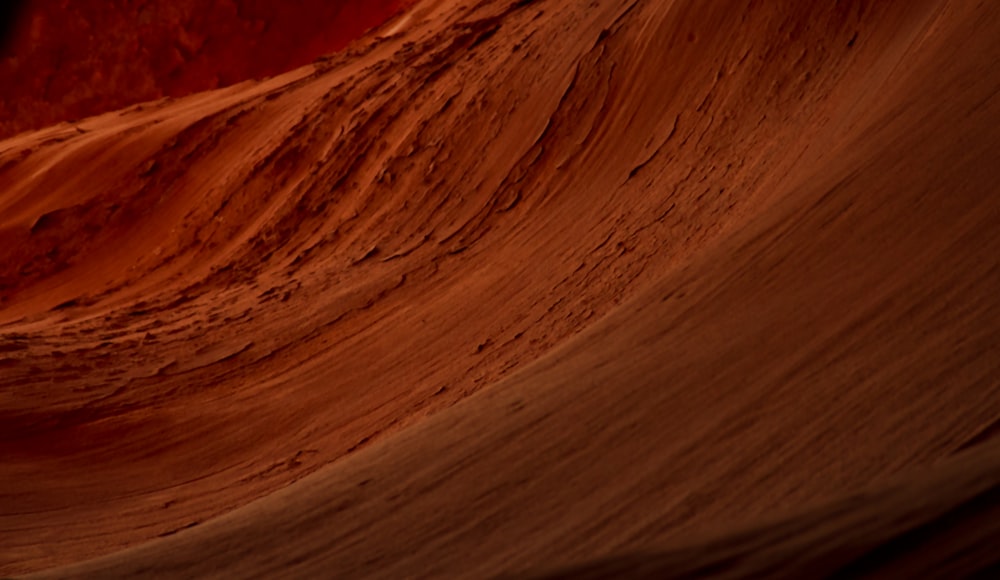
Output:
[
  {"left": 2, "top": 0, "right": 1000, "bottom": 577},
  {"left": 0, "top": 0, "right": 407, "bottom": 139}
]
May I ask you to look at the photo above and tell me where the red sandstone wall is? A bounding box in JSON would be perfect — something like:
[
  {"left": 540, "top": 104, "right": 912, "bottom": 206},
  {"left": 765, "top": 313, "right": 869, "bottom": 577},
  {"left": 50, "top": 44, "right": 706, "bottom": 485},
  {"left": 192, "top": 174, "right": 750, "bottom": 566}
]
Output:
[{"left": 0, "top": 0, "right": 407, "bottom": 139}]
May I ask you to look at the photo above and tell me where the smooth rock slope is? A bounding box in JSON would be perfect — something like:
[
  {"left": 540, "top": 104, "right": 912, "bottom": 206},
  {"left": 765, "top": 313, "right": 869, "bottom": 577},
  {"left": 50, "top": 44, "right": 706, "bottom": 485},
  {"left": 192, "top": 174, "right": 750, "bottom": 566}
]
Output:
[{"left": 1, "top": 0, "right": 999, "bottom": 577}]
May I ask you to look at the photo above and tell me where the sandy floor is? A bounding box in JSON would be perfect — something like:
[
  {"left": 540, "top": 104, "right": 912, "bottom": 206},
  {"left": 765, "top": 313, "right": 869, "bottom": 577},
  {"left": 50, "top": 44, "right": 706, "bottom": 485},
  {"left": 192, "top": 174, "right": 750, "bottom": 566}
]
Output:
[{"left": 1, "top": 0, "right": 999, "bottom": 577}]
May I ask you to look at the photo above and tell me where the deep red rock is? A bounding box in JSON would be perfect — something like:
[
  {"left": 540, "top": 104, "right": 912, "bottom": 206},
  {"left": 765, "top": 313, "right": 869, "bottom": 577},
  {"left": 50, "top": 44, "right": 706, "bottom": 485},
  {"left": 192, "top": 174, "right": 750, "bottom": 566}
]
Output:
[{"left": 0, "top": 0, "right": 407, "bottom": 139}]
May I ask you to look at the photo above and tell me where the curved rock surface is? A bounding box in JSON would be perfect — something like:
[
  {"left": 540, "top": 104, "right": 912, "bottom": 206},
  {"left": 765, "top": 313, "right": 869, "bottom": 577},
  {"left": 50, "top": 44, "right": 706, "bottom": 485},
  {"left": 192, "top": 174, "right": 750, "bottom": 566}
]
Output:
[{"left": 1, "top": 0, "right": 999, "bottom": 577}]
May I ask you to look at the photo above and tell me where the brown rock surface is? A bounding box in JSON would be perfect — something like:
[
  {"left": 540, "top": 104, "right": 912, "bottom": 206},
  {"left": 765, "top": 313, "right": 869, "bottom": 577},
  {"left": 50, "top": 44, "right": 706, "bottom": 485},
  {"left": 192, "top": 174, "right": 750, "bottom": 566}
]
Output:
[{"left": 1, "top": 0, "right": 999, "bottom": 577}]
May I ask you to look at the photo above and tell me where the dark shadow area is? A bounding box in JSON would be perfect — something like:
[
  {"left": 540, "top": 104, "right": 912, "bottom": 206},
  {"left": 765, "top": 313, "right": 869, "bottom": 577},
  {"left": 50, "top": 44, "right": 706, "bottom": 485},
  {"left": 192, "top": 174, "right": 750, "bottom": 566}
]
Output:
[{"left": 0, "top": 0, "right": 26, "bottom": 55}]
